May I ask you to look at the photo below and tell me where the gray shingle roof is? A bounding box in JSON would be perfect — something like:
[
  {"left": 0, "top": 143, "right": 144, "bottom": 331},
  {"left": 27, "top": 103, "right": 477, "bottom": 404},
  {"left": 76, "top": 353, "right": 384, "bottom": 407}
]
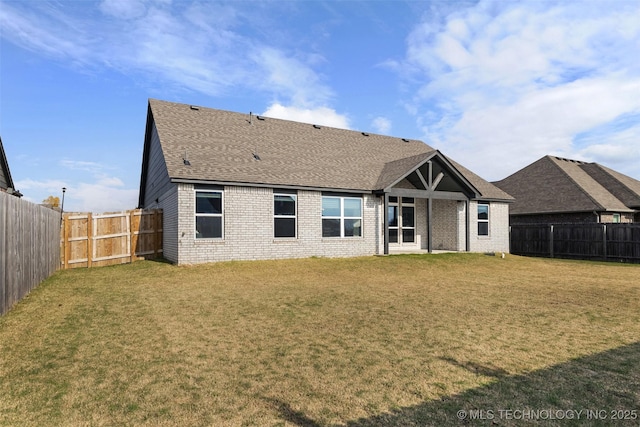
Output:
[
  {"left": 446, "top": 158, "right": 514, "bottom": 201},
  {"left": 494, "top": 155, "right": 636, "bottom": 215},
  {"left": 580, "top": 163, "right": 640, "bottom": 209},
  {"left": 147, "top": 99, "right": 510, "bottom": 199}
]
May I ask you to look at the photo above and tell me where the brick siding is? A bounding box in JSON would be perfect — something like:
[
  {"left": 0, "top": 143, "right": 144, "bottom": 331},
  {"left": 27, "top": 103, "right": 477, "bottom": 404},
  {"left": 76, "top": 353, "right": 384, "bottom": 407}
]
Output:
[
  {"left": 161, "top": 183, "right": 511, "bottom": 264},
  {"left": 174, "top": 184, "right": 379, "bottom": 264},
  {"left": 469, "top": 200, "right": 510, "bottom": 253}
]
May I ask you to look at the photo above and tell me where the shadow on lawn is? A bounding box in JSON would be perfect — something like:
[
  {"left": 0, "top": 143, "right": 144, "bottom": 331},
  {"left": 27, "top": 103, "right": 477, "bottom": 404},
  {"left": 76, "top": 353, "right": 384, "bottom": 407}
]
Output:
[{"left": 270, "top": 341, "right": 640, "bottom": 426}]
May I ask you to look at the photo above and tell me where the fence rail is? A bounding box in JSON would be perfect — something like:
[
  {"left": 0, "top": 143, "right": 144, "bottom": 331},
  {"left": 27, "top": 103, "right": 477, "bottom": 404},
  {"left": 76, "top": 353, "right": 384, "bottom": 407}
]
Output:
[
  {"left": 1, "top": 192, "right": 61, "bottom": 315},
  {"left": 61, "top": 209, "right": 162, "bottom": 269},
  {"left": 511, "top": 223, "right": 640, "bottom": 263}
]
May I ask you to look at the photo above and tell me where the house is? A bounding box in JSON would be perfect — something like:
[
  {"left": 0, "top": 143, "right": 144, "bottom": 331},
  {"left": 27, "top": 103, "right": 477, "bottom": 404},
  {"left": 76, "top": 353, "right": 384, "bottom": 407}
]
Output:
[
  {"left": 138, "top": 99, "right": 513, "bottom": 264},
  {"left": 0, "top": 137, "right": 22, "bottom": 197},
  {"left": 493, "top": 155, "right": 640, "bottom": 225}
]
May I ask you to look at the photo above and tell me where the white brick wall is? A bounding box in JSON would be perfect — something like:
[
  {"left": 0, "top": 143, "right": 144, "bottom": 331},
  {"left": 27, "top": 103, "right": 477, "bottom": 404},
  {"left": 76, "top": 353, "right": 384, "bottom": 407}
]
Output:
[
  {"left": 432, "top": 199, "right": 459, "bottom": 250},
  {"left": 457, "top": 201, "right": 467, "bottom": 251},
  {"left": 160, "top": 182, "right": 511, "bottom": 264},
  {"left": 174, "top": 183, "right": 380, "bottom": 264},
  {"left": 469, "top": 201, "right": 510, "bottom": 253}
]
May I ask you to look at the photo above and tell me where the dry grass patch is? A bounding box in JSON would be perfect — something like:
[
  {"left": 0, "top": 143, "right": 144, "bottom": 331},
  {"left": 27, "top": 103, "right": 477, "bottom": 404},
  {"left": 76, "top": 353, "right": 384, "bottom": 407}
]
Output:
[{"left": 0, "top": 254, "right": 639, "bottom": 426}]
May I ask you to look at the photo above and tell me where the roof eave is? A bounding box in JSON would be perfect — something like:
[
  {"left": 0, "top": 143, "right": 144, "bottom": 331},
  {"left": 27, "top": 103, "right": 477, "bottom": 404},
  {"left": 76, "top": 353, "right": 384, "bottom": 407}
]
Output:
[
  {"left": 170, "top": 178, "right": 374, "bottom": 194},
  {"left": 381, "top": 150, "right": 481, "bottom": 198},
  {"left": 474, "top": 196, "right": 515, "bottom": 203}
]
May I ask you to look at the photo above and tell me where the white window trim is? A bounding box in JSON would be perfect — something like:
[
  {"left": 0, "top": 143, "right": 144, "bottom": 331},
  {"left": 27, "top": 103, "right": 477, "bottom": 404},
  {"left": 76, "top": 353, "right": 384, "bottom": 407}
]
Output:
[
  {"left": 274, "top": 193, "right": 297, "bottom": 238},
  {"left": 322, "top": 196, "right": 363, "bottom": 238},
  {"left": 388, "top": 197, "right": 416, "bottom": 246},
  {"left": 477, "top": 202, "right": 490, "bottom": 237},
  {"left": 195, "top": 189, "right": 224, "bottom": 239}
]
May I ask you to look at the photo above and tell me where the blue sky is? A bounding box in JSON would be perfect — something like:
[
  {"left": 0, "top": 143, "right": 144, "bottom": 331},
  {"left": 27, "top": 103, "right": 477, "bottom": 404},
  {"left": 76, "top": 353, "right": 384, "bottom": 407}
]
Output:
[{"left": 1, "top": 0, "right": 640, "bottom": 212}]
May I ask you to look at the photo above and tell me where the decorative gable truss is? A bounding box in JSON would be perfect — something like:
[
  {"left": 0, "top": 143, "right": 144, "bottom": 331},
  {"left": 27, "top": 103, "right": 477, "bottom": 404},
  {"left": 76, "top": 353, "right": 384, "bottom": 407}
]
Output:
[{"left": 138, "top": 99, "right": 513, "bottom": 264}]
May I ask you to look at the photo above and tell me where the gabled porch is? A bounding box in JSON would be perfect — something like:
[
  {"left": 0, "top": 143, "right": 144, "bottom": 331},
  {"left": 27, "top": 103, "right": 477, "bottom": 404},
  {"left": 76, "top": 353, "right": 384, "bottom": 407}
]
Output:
[{"left": 376, "top": 151, "right": 480, "bottom": 255}]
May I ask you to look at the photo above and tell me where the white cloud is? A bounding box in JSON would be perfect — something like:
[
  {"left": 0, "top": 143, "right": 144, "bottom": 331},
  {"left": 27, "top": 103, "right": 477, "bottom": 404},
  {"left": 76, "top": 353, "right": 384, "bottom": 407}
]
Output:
[
  {"left": 1, "top": 2, "right": 334, "bottom": 109},
  {"left": 399, "top": 0, "right": 640, "bottom": 180},
  {"left": 0, "top": 2, "right": 91, "bottom": 61},
  {"left": 252, "top": 48, "right": 333, "bottom": 108},
  {"left": 72, "top": 181, "right": 138, "bottom": 213},
  {"left": 262, "top": 103, "right": 350, "bottom": 129},
  {"left": 576, "top": 120, "right": 640, "bottom": 171},
  {"left": 16, "top": 158, "right": 137, "bottom": 213},
  {"left": 15, "top": 176, "right": 137, "bottom": 213},
  {"left": 14, "top": 178, "right": 67, "bottom": 193},
  {"left": 371, "top": 117, "right": 392, "bottom": 134},
  {"left": 99, "top": 0, "right": 147, "bottom": 20},
  {"left": 59, "top": 159, "right": 110, "bottom": 173}
]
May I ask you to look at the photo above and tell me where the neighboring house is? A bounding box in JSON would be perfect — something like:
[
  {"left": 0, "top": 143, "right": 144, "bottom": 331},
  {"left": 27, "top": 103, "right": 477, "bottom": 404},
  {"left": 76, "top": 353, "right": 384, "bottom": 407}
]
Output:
[
  {"left": 138, "top": 99, "right": 513, "bottom": 264},
  {"left": 493, "top": 155, "right": 640, "bottom": 225},
  {"left": 0, "top": 137, "right": 22, "bottom": 198}
]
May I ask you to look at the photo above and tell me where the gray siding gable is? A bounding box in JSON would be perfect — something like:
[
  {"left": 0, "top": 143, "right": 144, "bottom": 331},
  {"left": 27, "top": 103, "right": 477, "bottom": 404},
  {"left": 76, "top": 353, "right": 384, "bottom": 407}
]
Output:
[{"left": 139, "top": 111, "right": 172, "bottom": 208}]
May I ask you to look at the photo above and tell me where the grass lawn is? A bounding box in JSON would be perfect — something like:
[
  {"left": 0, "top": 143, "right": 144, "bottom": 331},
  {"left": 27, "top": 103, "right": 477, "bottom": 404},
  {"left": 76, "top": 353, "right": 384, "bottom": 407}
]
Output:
[{"left": 1, "top": 254, "right": 639, "bottom": 426}]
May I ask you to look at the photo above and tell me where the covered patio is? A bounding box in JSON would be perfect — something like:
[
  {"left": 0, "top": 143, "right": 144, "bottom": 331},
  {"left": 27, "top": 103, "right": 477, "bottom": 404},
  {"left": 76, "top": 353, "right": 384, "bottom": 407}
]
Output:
[{"left": 377, "top": 152, "right": 480, "bottom": 255}]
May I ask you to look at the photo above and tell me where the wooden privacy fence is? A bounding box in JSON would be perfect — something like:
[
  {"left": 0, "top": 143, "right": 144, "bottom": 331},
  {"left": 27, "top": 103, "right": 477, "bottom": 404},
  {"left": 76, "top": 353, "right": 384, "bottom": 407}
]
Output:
[
  {"left": 511, "top": 223, "right": 640, "bottom": 263},
  {"left": 1, "top": 191, "right": 60, "bottom": 316},
  {"left": 61, "top": 209, "right": 162, "bottom": 269}
]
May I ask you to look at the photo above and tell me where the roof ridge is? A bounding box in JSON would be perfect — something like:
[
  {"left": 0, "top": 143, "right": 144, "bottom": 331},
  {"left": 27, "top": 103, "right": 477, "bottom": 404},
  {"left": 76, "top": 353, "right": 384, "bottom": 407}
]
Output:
[
  {"left": 142, "top": 99, "right": 507, "bottom": 200},
  {"left": 548, "top": 156, "right": 623, "bottom": 211},
  {"left": 589, "top": 162, "right": 639, "bottom": 197}
]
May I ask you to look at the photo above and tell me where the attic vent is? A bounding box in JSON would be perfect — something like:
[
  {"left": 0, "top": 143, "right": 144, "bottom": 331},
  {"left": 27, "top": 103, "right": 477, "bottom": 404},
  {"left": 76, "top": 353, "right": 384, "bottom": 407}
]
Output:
[
  {"left": 253, "top": 153, "right": 261, "bottom": 161},
  {"left": 362, "top": 132, "right": 369, "bottom": 136},
  {"left": 257, "top": 116, "right": 265, "bottom": 121},
  {"left": 183, "top": 149, "right": 191, "bottom": 166},
  {"left": 313, "top": 124, "right": 321, "bottom": 129},
  {"left": 190, "top": 105, "right": 199, "bottom": 110},
  {"left": 402, "top": 138, "right": 410, "bottom": 142}
]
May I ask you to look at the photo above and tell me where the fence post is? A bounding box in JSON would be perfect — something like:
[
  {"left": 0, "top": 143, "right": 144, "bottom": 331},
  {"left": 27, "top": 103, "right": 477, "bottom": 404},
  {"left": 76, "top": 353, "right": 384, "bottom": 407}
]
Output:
[
  {"left": 129, "top": 210, "right": 135, "bottom": 263},
  {"left": 87, "top": 212, "right": 93, "bottom": 268},
  {"left": 63, "top": 214, "right": 70, "bottom": 269},
  {"left": 603, "top": 224, "right": 607, "bottom": 259},
  {"left": 549, "top": 225, "right": 554, "bottom": 258}
]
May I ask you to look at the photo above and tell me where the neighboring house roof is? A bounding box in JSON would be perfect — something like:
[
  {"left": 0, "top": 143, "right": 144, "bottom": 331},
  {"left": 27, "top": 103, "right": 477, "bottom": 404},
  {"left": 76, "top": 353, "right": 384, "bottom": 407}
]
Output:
[
  {"left": 447, "top": 158, "right": 514, "bottom": 201},
  {"left": 0, "top": 136, "right": 21, "bottom": 197},
  {"left": 140, "top": 99, "right": 512, "bottom": 204},
  {"left": 579, "top": 163, "right": 640, "bottom": 209},
  {"left": 493, "top": 155, "right": 638, "bottom": 215}
]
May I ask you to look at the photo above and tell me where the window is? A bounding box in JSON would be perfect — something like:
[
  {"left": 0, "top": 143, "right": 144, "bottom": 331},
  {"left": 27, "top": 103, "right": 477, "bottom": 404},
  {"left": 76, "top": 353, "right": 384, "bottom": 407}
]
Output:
[
  {"left": 322, "top": 196, "right": 362, "bottom": 237},
  {"left": 477, "top": 202, "right": 489, "bottom": 236},
  {"left": 274, "top": 193, "right": 297, "bottom": 238},
  {"left": 388, "top": 196, "right": 415, "bottom": 244},
  {"left": 388, "top": 197, "right": 398, "bottom": 243},
  {"left": 195, "top": 190, "right": 223, "bottom": 238},
  {"left": 612, "top": 213, "right": 621, "bottom": 223}
]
